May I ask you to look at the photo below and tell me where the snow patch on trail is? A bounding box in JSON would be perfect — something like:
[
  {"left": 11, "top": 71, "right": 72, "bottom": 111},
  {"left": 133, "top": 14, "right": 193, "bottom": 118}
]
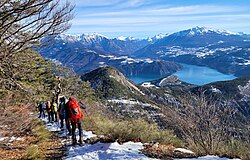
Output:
[
  {"left": 176, "top": 155, "right": 241, "bottom": 160},
  {"left": 65, "top": 141, "right": 156, "bottom": 160},
  {"left": 43, "top": 117, "right": 156, "bottom": 160}
]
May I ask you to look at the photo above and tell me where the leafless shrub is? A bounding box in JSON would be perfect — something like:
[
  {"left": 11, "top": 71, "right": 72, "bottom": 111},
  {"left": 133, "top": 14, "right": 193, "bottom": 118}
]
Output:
[
  {"left": 166, "top": 92, "right": 241, "bottom": 155},
  {"left": 0, "top": 103, "right": 35, "bottom": 135}
]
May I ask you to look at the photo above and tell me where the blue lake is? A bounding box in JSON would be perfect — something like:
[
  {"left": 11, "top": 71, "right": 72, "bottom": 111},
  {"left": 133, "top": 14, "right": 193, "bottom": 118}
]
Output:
[{"left": 127, "top": 63, "right": 237, "bottom": 85}]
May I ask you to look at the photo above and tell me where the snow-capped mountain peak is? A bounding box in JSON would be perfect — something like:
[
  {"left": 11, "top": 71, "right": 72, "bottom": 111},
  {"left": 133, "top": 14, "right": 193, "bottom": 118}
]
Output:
[
  {"left": 147, "top": 33, "right": 169, "bottom": 43},
  {"left": 216, "top": 29, "right": 239, "bottom": 36},
  {"left": 191, "top": 26, "right": 211, "bottom": 34},
  {"left": 117, "top": 36, "right": 137, "bottom": 41},
  {"left": 55, "top": 33, "right": 109, "bottom": 42},
  {"left": 55, "top": 34, "right": 82, "bottom": 42},
  {"left": 154, "top": 33, "right": 169, "bottom": 39},
  {"left": 81, "top": 32, "right": 109, "bottom": 40},
  {"left": 175, "top": 26, "right": 239, "bottom": 37},
  {"left": 117, "top": 36, "right": 127, "bottom": 41}
]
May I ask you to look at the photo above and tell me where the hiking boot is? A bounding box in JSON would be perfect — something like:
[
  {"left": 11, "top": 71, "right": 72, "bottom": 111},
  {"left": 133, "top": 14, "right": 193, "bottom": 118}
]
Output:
[
  {"left": 72, "top": 138, "right": 77, "bottom": 145},
  {"left": 67, "top": 129, "right": 72, "bottom": 135},
  {"left": 79, "top": 138, "right": 83, "bottom": 144}
]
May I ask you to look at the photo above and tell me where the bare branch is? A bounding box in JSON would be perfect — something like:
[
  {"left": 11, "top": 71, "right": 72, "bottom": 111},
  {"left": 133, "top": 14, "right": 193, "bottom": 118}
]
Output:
[{"left": 0, "top": 0, "right": 74, "bottom": 58}]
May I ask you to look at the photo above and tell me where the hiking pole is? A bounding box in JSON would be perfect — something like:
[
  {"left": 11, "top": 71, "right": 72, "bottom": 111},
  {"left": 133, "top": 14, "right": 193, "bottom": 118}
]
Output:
[
  {"left": 79, "top": 102, "right": 96, "bottom": 128},
  {"left": 83, "top": 108, "right": 96, "bottom": 128}
]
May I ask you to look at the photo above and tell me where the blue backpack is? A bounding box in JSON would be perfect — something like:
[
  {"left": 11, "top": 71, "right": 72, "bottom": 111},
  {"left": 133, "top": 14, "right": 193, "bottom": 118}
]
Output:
[{"left": 41, "top": 103, "right": 46, "bottom": 110}]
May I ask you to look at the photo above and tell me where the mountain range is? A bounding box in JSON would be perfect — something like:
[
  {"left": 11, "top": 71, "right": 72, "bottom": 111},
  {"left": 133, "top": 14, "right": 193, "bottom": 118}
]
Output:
[
  {"left": 51, "top": 32, "right": 166, "bottom": 56},
  {"left": 39, "top": 33, "right": 179, "bottom": 76},
  {"left": 39, "top": 26, "right": 250, "bottom": 78},
  {"left": 134, "top": 26, "right": 250, "bottom": 76}
]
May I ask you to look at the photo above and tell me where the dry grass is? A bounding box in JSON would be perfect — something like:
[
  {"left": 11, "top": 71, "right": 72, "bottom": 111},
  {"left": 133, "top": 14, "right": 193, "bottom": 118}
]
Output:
[
  {"left": 32, "top": 122, "right": 51, "bottom": 142},
  {"left": 90, "top": 115, "right": 182, "bottom": 147},
  {"left": 217, "top": 139, "right": 250, "bottom": 160},
  {"left": 23, "top": 145, "right": 43, "bottom": 160},
  {"left": 0, "top": 103, "right": 64, "bottom": 160},
  {"left": 22, "top": 119, "right": 65, "bottom": 159}
]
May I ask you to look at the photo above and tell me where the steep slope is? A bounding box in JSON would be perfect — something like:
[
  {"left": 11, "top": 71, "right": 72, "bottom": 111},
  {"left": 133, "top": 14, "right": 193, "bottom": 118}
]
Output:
[
  {"left": 81, "top": 66, "right": 172, "bottom": 127},
  {"left": 81, "top": 66, "right": 145, "bottom": 99},
  {"left": 192, "top": 76, "right": 250, "bottom": 98},
  {"left": 190, "top": 76, "right": 250, "bottom": 116},
  {"left": 134, "top": 26, "right": 250, "bottom": 76}
]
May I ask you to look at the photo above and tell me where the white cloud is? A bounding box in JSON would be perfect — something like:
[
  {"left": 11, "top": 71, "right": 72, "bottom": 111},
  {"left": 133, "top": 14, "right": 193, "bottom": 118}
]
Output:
[
  {"left": 66, "top": 1, "right": 250, "bottom": 37},
  {"left": 75, "top": 5, "right": 245, "bottom": 17},
  {"left": 72, "top": 13, "right": 250, "bottom": 26},
  {"left": 72, "top": 0, "right": 122, "bottom": 7},
  {"left": 140, "top": 5, "right": 243, "bottom": 15},
  {"left": 72, "top": 0, "right": 152, "bottom": 8}
]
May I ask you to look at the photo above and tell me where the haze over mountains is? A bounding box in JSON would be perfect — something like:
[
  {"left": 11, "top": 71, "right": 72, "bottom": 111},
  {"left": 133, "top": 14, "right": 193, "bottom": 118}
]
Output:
[{"left": 39, "top": 26, "right": 250, "bottom": 77}]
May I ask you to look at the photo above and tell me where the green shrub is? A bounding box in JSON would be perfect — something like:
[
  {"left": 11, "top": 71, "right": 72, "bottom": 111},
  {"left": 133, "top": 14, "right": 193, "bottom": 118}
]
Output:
[
  {"left": 92, "top": 116, "right": 182, "bottom": 147},
  {"left": 33, "top": 122, "right": 51, "bottom": 142},
  {"left": 24, "top": 145, "right": 43, "bottom": 160},
  {"left": 218, "top": 138, "right": 250, "bottom": 160}
]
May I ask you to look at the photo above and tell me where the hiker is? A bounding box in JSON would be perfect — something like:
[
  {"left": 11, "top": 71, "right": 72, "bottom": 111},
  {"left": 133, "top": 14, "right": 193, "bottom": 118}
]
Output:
[
  {"left": 68, "top": 97, "right": 84, "bottom": 145},
  {"left": 46, "top": 101, "right": 53, "bottom": 123},
  {"left": 58, "top": 97, "right": 66, "bottom": 129},
  {"left": 52, "top": 99, "right": 58, "bottom": 122},
  {"left": 64, "top": 98, "right": 72, "bottom": 135},
  {"left": 38, "top": 101, "right": 46, "bottom": 118}
]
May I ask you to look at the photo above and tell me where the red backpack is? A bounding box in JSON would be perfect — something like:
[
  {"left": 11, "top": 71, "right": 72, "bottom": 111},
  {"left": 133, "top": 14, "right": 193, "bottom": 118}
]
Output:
[{"left": 68, "top": 97, "right": 83, "bottom": 122}]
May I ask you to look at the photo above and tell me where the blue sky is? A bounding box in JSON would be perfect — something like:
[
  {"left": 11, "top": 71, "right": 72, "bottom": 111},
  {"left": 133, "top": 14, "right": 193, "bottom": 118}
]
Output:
[{"left": 66, "top": 0, "right": 250, "bottom": 38}]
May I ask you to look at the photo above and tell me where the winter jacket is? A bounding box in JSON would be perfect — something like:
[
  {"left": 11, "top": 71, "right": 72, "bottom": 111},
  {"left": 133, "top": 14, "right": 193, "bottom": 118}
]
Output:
[{"left": 68, "top": 97, "right": 83, "bottom": 123}]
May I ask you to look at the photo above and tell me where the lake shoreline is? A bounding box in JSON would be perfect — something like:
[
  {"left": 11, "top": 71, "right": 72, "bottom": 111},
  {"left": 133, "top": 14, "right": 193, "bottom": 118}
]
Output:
[{"left": 126, "top": 63, "right": 237, "bottom": 85}]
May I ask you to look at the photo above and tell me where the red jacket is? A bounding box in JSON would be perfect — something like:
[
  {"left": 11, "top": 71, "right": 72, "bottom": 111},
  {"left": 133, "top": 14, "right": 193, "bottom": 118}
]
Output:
[{"left": 68, "top": 97, "right": 83, "bottom": 122}]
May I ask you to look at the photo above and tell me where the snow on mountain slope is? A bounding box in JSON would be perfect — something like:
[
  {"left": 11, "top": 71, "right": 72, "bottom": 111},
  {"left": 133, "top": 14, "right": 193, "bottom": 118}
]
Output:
[
  {"left": 117, "top": 36, "right": 137, "bottom": 41},
  {"left": 56, "top": 33, "right": 108, "bottom": 42},
  {"left": 148, "top": 33, "right": 169, "bottom": 43},
  {"left": 172, "top": 26, "right": 239, "bottom": 37}
]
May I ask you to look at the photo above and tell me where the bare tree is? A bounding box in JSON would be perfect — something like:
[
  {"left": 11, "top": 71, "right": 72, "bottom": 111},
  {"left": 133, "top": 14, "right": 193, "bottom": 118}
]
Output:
[
  {"left": 165, "top": 92, "right": 239, "bottom": 155},
  {"left": 0, "top": 0, "right": 74, "bottom": 58},
  {"left": 0, "top": 0, "right": 74, "bottom": 91}
]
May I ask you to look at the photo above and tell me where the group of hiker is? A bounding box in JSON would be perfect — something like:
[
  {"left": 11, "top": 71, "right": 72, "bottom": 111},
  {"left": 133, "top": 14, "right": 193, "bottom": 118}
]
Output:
[
  {"left": 38, "top": 100, "right": 58, "bottom": 122},
  {"left": 37, "top": 97, "right": 84, "bottom": 145}
]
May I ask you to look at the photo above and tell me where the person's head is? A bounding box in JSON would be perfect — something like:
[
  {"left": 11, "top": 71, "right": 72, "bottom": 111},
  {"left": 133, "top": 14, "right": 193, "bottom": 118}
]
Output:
[
  {"left": 69, "top": 97, "right": 74, "bottom": 101},
  {"left": 60, "top": 97, "right": 65, "bottom": 102}
]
